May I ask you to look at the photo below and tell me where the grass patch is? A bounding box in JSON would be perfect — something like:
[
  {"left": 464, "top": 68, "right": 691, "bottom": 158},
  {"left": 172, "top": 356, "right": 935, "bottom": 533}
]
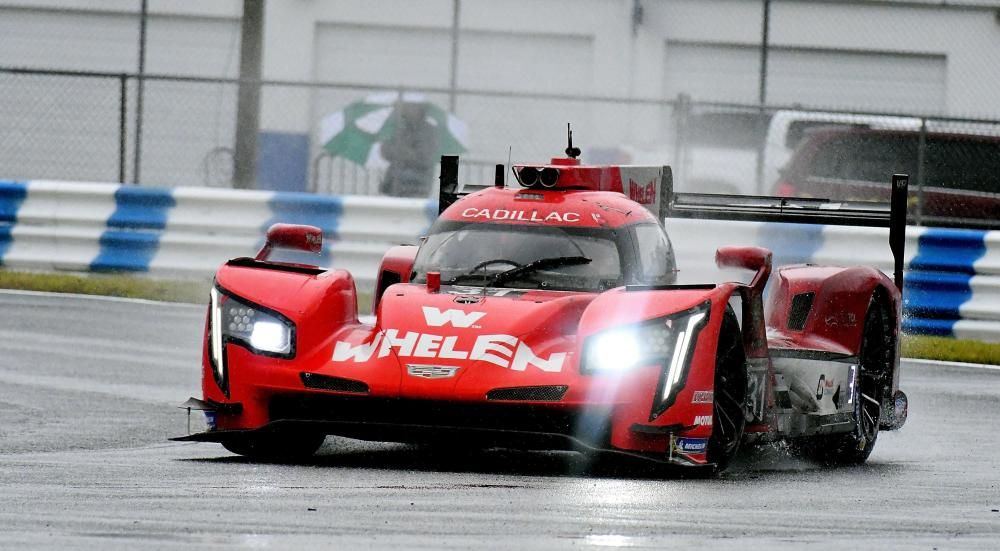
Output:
[
  {"left": 901, "top": 334, "right": 1000, "bottom": 365},
  {"left": 0, "top": 269, "right": 211, "bottom": 303}
]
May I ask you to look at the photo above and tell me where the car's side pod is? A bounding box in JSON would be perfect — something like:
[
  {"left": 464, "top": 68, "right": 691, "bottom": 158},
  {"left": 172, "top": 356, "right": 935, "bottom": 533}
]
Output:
[
  {"left": 767, "top": 265, "right": 900, "bottom": 352},
  {"left": 765, "top": 264, "right": 905, "bottom": 428}
]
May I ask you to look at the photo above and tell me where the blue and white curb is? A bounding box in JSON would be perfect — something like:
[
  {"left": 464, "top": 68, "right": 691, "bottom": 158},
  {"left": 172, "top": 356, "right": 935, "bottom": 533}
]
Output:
[
  {"left": 902, "top": 229, "right": 983, "bottom": 336},
  {"left": 3, "top": 181, "right": 119, "bottom": 272},
  {"left": 92, "top": 186, "right": 177, "bottom": 272},
  {"left": 0, "top": 180, "right": 433, "bottom": 293},
  {"left": 0, "top": 181, "right": 28, "bottom": 266}
]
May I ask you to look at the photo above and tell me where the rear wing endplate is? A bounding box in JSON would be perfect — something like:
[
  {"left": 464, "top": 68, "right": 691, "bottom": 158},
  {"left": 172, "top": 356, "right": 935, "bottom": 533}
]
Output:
[
  {"left": 665, "top": 174, "right": 910, "bottom": 291},
  {"left": 439, "top": 155, "right": 495, "bottom": 215}
]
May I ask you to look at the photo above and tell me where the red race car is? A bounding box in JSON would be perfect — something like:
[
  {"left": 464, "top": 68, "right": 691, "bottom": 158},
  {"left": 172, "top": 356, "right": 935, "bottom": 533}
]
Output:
[{"left": 174, "top": 138, "right": 910, "bottom": 473}]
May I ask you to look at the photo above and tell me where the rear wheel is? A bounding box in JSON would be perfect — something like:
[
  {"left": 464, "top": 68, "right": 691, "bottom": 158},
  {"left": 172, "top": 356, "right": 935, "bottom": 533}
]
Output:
[
  {"left": 795, "top": 299, "right": 891, "bottom": 464},
  {"left": 707, "top": 309, "right": 747, "bottom": 471},
  {"left": 222, "top": 430, "right": 326, "bottom": 461}
]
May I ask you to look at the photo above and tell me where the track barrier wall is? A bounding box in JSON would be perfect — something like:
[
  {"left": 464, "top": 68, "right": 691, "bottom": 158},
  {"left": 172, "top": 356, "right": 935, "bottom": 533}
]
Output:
[
  {"left": 1, "top": 179, "right": 997, "bottom": 342},
  {"left": 0, "top": 180, "right": 436, "bottom": 293}
]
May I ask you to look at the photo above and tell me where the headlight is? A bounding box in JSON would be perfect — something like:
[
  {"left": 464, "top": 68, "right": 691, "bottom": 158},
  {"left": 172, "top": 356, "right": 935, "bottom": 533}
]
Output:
[
  {"left": 208, "top": 286, "right": 296, "bottom": 396},
  {"left": 582, "top": 301, "right": 710, "bottom": 420}
]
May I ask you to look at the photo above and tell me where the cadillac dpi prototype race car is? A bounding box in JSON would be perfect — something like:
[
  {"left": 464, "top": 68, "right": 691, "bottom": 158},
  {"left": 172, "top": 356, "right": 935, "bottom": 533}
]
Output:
[{"left": 174, "top": 137, "right": 910, "bottom": 473}]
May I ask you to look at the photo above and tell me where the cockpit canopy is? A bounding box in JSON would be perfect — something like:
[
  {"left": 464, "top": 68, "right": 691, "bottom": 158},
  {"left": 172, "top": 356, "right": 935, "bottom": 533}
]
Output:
[{"left": 412, "top": 219, "right": 676, "bottom": 293}]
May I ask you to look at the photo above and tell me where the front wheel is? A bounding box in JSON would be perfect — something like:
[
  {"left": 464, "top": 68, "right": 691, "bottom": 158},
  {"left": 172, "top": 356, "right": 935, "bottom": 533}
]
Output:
[
  {"left": 222, "top": 430, "right": 326, "bottom": 461},
  {"left": 707, "top": 308, "right": 748, "bottom": 472}
]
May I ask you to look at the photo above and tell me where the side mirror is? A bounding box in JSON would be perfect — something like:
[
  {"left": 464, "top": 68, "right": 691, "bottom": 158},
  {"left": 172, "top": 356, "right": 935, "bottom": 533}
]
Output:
[
  {"left": 716, "top": 246, "right": 772, "bottom": 293},
  {"left": 256, "top": 223, "right": 323, "bottom": 261},
  {"left": 716, "top": 246, "right": 770, "bottom": 272}
]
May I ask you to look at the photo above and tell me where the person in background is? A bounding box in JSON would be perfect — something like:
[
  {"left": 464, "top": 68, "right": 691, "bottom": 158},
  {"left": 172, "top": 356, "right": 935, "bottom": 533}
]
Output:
[{"left": 379, "top": 102, "right": 439, "bottom": 197}]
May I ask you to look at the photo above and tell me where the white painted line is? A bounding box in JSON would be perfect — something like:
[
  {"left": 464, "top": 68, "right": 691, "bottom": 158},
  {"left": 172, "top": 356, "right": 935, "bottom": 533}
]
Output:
[
  {"left": 902, "top": 357, "right": 1000, "bottom": 372},
  {"left": 0, "top": 288, "right": 203, "bottom": 309}
]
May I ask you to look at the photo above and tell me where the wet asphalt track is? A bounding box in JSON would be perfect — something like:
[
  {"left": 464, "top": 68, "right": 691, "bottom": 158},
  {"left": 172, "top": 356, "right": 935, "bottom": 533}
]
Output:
[{"left": 0, "top": 290, "right": 998, "bottom": 549}]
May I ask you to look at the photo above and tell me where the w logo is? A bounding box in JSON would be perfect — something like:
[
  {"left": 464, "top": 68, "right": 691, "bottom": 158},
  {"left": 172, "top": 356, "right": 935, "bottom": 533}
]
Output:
[{"left": 422, "top": 306, "right": 486, "bottom": 328}]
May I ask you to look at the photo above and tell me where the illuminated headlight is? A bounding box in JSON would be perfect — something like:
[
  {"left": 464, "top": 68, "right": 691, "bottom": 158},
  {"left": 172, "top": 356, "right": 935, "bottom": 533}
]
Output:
[
  {"left": 208, "top": 286, "right": 296, "bottom": 396},
  {"left": 587, "top": 330, "right": 643, "bottom": 372},
  {"left": 582, "top": 301, "right": 710, "bottom": 420},
  {"left": 248, "top": 320, "right": 291, "bottom": 353}
]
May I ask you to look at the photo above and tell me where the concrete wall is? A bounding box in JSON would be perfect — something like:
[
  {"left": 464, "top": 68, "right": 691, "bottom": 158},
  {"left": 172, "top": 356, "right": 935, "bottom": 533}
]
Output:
[{"left": 3, "top": 0, "right": 1000, "bottom": 187}]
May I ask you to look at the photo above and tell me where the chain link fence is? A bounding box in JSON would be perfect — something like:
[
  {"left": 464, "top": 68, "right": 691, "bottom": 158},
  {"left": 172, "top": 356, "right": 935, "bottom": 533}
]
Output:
[
  {"left": 670, "top": 100, "right": 1000, "bottom": 228},
  {"left": 0, "top": 68, "right": 1000, "bottom": 227},
  {"left": 3, "top": 0, "right": 1000, "bottom": 216},
  {"left": 0, "top": 67, "right": 678, "bottom": 192},
  {"left": 4, "top": 65, "right": 1000, "bottom": 228},
  {"left": 0, "top": 69, "right": 131, "bottom": 183}
]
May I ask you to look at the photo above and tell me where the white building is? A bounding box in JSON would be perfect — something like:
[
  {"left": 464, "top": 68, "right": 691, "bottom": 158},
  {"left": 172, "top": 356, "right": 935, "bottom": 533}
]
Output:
[{"left": 1, "top": 0, "right": 999, "bottom": 188}]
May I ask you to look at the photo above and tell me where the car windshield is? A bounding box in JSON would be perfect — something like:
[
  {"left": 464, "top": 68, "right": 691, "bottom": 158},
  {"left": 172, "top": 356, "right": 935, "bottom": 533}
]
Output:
[{"left": 411, "top": 221, "right": 623, "bottom": 292}]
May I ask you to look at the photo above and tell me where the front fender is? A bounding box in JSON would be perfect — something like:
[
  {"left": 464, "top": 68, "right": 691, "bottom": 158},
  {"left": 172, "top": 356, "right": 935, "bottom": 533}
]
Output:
[
  {"left": 577, "top": 285, "right": 738, "bottom": 339},
  {"left": 203, "top": 261, "right": 361, "bottom": 418},
  {"left": 577, "top": 284, "right": 744, "bottom": 457}
]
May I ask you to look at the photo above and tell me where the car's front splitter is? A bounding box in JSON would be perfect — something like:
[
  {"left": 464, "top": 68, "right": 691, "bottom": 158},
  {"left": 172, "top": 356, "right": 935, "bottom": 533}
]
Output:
[{"left": 171, "top": 418, "right": 716, "bottom": 470}]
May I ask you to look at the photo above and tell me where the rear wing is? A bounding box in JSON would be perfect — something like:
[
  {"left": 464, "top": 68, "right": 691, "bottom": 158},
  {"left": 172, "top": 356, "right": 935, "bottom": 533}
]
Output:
[
  {"left": 438, "top": 156, "right": 673, "bottom": 222},
  {"left": 437, "top": 155, "right": 907, "bottom": 290},
  {"left": 665, "top": 174, "right": 910, "bottom": 291}
]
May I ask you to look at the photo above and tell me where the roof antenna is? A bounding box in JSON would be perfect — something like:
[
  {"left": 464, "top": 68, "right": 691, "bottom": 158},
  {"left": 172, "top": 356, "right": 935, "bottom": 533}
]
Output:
[{"left": 565, "top": 123, "right": 581, "bottom": 159}]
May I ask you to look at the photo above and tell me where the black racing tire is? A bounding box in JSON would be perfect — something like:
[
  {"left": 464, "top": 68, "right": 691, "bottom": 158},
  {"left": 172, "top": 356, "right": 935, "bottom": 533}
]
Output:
[
  {"left": 222, "top": 431, "right": 326, "bottom": 461},
  {"left": 795, "top": 298, "right": 892, "bottom": 465},
  {"left": 706, "top": 308, "right": 748, "bottom": 472}
]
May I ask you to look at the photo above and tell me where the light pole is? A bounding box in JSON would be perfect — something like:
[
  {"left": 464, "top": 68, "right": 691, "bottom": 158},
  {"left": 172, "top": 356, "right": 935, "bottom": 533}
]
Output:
[
  {"left": 755, "top": 0, "right": 771, "bottom": 193},
  {"left": 448, "top": 0, "right": 461, "bottom": 113},
  {"left": 133, "top": 0, "right": 148, "bottom": 184},
  {"left": 233, "top": 0, "right": 264, "bottom": 189}
]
